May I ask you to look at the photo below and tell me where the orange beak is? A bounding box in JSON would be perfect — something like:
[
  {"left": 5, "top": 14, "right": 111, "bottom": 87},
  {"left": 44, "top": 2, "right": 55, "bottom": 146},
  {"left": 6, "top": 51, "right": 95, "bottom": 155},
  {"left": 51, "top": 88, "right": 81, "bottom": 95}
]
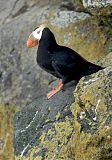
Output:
[{"left": 26, "top": 37, "right": 38, "bottom": 48}]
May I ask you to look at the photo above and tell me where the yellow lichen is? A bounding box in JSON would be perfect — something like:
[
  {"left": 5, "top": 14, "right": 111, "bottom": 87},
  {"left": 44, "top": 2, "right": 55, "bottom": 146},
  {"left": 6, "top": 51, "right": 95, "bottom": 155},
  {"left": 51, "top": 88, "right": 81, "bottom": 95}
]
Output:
[
  {"left": 38, "top": 117, "right": 73, "bottom": 159},
  {"left": 55, "top": 111, "right": 61, "bottom": 121},
  {"left": 0, "top": 103, "right": 18, "bottom": 160}
]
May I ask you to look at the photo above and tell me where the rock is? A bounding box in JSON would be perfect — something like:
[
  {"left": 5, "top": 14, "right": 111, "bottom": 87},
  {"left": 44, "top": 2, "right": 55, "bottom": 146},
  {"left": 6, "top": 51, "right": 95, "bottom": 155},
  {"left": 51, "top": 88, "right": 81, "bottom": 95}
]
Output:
[
  {"left": 0, "top": 0, "right": 61, "bottom": 25},
  {"left": 11, "top": 0, "right": 28, "bottom": 18},
  {"left": 100, "top": 52, "right": 112, "bottom": 67},
  {"left": 60, "top": 0, "right": 84, "bottom": 12},
  {"left": 51, "top": 11, "right": 90, "bottom": 28},
  {"left": 82, "top": 0, "right": 112, "bottom": 16},
  {"left": 69, "top": 66, "right": 112, "bottom": 160},
  {"left": 0, "top": 1, "right": 111, "bottom": 159},
  {"left": 14, "top": 66, "right": 112, "bottom": 159},
  {"left": 83, "top": 0, "right": 112, "bottom": 8},
  {"left": 0, "top": 5, "right": 56, "bottom": 107},
  {"left": 13, "top": 82, "right": 75, "bottom": 156},
  {"left": 0, "top": 104, "right": 17, "bottom": 160},
  {"left": 0, "top": 0, "right": 16, "bottom": 25}
]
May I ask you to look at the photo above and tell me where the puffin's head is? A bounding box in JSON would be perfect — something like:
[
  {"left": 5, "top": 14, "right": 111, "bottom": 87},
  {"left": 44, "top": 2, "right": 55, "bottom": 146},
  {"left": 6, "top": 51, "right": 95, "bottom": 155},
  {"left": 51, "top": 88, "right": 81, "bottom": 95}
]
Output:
[{"left": 27, "top": 24, "right": 45, "bottom": 48}]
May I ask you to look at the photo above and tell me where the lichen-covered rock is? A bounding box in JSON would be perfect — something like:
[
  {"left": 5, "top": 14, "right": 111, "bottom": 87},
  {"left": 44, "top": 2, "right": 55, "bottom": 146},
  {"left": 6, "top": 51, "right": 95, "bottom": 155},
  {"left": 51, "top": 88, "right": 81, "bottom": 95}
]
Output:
[
  {"left": 0, "top": 104, "right": 17, "bottom": 160},
  {"left": 69, "top": 66, "right": 112, "bottom": 160},
  {"left": 0, "top": 0, "right": 112, "bottom": 159},
  {"left": 14, "top": 66, "right": 112, "bottom": 160},
  {"left": 100, "top": 52, "right": 112, "bottom": 67},
  {"left": 13, "top": 83, "right": 75, "bottom": 156}
]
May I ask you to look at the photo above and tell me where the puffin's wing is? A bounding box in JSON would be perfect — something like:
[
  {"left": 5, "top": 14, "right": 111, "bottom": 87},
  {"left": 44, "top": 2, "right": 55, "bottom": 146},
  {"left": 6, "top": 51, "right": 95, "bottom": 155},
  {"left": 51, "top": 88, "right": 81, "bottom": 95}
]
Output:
[
  {"left": 51, "top": 59, "right": 78, "bottom": 84},
  {"left": 50, "top": 47, "right": 89, "bottom": 80},
  {"left": 51, "top": 59, "right": 76, "bottom": 77}
]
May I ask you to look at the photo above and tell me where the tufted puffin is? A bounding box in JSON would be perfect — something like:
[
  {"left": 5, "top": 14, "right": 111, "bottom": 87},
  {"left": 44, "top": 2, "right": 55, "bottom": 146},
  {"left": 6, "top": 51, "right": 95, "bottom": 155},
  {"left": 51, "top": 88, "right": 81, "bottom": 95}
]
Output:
[{"left": 27, "top": 24, "right": 103, "bottom": 99}]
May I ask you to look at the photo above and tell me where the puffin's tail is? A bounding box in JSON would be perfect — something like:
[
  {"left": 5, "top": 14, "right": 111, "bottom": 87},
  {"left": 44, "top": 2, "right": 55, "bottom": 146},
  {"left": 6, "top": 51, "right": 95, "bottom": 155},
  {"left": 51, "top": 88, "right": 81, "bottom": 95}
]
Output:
[{"left": 85, "top": 62, "right": 104, "bottom": 75}]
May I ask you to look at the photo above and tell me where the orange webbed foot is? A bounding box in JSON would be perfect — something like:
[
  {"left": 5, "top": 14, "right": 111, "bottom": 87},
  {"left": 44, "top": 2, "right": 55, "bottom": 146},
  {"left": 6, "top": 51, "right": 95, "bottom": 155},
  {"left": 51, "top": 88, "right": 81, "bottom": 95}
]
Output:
[{"left": 47, "top": 79, "right": 63, "bottom": 99}]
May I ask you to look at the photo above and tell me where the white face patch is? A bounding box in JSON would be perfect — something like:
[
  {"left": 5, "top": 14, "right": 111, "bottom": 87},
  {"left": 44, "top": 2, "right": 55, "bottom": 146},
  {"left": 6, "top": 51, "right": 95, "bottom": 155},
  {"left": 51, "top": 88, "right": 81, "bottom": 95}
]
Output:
[{"left": 32, "top": 25, "right": 44, "bottom": 40}]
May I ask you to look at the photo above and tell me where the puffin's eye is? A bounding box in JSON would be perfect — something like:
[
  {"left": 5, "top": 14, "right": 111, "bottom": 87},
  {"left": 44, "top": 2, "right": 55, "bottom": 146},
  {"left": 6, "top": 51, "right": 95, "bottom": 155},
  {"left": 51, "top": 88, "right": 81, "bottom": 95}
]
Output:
[{"left": 37, "top": 31, "right": 40, "bottom": 34}]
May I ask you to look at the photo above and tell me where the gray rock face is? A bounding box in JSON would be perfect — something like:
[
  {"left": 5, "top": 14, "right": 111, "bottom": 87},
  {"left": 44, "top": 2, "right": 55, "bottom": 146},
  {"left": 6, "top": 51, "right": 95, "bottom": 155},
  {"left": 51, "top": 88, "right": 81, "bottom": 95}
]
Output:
[
  {"left": 0, "top": 0, "right": 16, "bottom": 25},
  {"left": 0, "top": 5, "right": 56, "bottom": 107},
  {"left": 82, "top": 0, "right": 112, "bottom": 16},
  {"left": 83, "top": 0, "right": 112, "bottom": 8},
  {"left": 51, "top": 10, "right": 90, "bottom": 28}
]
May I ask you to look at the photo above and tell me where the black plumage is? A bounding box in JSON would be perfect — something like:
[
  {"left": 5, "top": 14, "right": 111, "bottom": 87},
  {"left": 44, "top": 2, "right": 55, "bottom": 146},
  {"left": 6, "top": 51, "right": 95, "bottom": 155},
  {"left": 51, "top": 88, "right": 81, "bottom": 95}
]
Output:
[{"left": 37, "top": 28, "right": 103, "bottom": 85}]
